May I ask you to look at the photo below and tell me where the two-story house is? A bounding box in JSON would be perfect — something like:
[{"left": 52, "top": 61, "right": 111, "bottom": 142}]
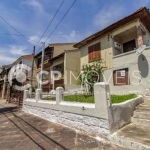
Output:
[
  {"left": 35, "top": 43, "right": 80, "bottom": 92},
  {"left": 0, "top": 54, "right": 37, "bottom": 105},
  {"left": 74, "top": 7, "right": 150, "bottom": 94}
]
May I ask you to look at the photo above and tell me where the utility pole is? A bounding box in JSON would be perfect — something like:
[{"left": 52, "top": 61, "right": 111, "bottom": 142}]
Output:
[
  {"left": 40, "top": 42, "right": 45, "bottom": 90},
  {"left": 29, "top": 46, "right": 35, "bottom": 94}
]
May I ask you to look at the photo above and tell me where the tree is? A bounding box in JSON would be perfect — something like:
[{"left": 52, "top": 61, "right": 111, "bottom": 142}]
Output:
[{"left": 79, "top": 59, "right": 106, "bottom": 94}]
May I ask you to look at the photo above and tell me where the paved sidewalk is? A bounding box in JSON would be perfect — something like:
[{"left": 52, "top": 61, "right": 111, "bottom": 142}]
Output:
[
  {"left": 0, "top": 100, "right": 18, "bottom": 113},
  {"left": 0, "top": 110, "right": 128, "bottom": 150}
]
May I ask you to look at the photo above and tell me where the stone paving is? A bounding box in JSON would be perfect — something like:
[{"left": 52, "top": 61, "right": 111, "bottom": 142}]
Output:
[{"left": 0, "top": 108, "right": 128, "bottom": 150}]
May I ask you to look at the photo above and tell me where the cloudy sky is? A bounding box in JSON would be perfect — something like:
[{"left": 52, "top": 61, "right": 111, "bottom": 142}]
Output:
[{"left": 0, "top": 0, "right": 150, "bottom": 65}]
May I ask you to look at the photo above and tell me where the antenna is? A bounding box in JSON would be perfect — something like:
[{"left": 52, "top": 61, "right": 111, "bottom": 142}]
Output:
[
  {"left": 136, "top": 45, "right": 146, "bottom": 60},
  {"left": 136, "top": 45, "right": 146, "bottom": 55}
]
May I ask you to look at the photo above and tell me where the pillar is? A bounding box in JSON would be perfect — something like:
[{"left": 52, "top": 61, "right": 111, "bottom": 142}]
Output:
[
  {"left": 2, "top": 75, "right": 7, "bottom": 100},
  {"left": 137, "top": 25, "right": 144, "bottom": 47},
  {"left": 56, "top": 87, "right": 64, "bottom": 104}
]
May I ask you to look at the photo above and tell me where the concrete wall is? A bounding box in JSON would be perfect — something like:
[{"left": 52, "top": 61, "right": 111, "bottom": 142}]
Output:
[
  {"left": 24, "top": 105, "right": 109, "bottom": 136},
  {"left": 23, "top": 83, "right": 111, "bottom": 136},
  {"left": 23, "top": 83, "right": 145, "bottom": 136},
  {"left": 109, "top": 96, "right": 143, "bottom": 132},
  {"left": 64, "top": 50, "right": 80, "bottom": 90},
  {"left": 104, "top": 46, "right": 150, "bottom": 95}
]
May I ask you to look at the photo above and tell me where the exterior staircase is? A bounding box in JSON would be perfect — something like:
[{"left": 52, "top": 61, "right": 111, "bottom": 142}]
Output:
[{"left": 110, "top": 96, "right": 150, "bottom": 150}]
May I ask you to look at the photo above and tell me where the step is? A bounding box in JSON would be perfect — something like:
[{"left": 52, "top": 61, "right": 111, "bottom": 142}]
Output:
[
  {"left": 136, "top": 106, "right": 150, "bottom": 112},
  {"left": 137, "top": 104, "right": 150, "bottom": 108},
  {"left": 134, "top": 110, "right": 150, "bottom": 120},
  {"left": 144, "top": 101, "right": 150, "bottom": 105},
  {"left": 144, "top": 96, "right": 150, "bottom": 101},
  {"left": 109, "top": 124, "right": 150, "bottom": 150},
  {"left": 131, "top": 117, "right": 150, "bottom": 126}
]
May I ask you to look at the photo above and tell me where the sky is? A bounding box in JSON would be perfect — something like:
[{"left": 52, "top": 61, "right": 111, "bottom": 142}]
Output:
[{"left": 0, "top": 0, "right": 150, "bottom": 65}]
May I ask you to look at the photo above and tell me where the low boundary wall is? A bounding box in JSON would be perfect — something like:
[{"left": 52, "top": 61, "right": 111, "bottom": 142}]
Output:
[
  {"left": 109, "top": 96, "right": 143, "bottom": 132},
  {"left": 23, "top": 83, "right": 111, "bottom": 136},
  {"left": 23, "top": 82, "right": 144, "bottom": 136}
]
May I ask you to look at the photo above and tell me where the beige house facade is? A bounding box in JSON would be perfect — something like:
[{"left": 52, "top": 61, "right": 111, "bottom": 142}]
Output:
[
  {"left": 35, "top": 43, "right": 80, "bottom": 91},
  {"left": 74, "top": 7, "right": 150, "bottom": 94}
]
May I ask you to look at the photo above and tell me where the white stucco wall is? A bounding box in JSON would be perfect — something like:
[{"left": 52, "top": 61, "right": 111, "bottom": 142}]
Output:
[
  {"left": 23, "top": 105, "right": 109, "bottom": 136},
  {"left": 109, "top": 96, "right": 143, "bottom": 132},
  {"left": 104, "top": 46, "right": 150, "bottom": 94}
]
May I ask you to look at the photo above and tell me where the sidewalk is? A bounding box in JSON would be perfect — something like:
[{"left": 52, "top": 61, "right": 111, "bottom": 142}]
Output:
[
  {"left": 0, "top": 99, "right": 18, "bottom": 113},
  {"left": 0, "top": 110, "right": 128, "bottom": 150}
]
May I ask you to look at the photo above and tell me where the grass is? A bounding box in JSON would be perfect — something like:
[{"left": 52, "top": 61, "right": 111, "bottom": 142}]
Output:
[
  {"left": 42, "top": 93, "right": 137, "bottom": 104},
  {"left": 111, "top": 94, "right": 137, "bottom": 104},
  {"left": 42, "top": 96, "right": 55, "bottom": 101},
  {"left": 64, "top": 95, "right": 94, "bottom": 103}
]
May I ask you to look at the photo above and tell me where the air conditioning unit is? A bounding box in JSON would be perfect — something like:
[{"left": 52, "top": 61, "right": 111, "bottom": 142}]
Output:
[{"left": 114, "top": 42, "right": 121, "bottom": 50}]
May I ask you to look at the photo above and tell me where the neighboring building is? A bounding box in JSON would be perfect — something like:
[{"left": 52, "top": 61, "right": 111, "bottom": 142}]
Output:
[
  {"left": 0, "top": 54, "right": 36, "bottom": 102},
  {"left": 35, "top": 43, "right": 80, "bottom": 91},
  {"left": 74, "top": 7, "right": 150, "bottom": 94}
]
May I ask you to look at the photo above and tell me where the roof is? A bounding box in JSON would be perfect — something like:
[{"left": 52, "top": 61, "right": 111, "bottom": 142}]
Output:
[
  {"left": 35, "top": 46, "right": 50, "bottom": 58},
  {"left": 74, "top": 7, "right": 150, "bottom": 48},
  {"left": 35, "top": 42, "right": 77, "bottom": 58},
  {"left": 2, "top": 54, "right": 33, "bottom": 69},
  {"left": 50, "top": 52, "right": 65, "bottom": 62}
]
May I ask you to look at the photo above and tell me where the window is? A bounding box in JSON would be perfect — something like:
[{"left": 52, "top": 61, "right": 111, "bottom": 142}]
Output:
[
  {"left": 123, "top": 39, "right": 136, "bottom": 53},
  {"left": 113, "top": 68, "right": 130, "bottom": 86},
  {"left": 37, "top": 58, "right": 41, "bottom": 68},
  {"left": 88, "top": 42, "right": 101, "bottom": 62},
  {"left": 44, "top": 47, "right": 54, "bottom": 61},
  {"left": 19, "top": 61, "right": 22, "bottom": 69}
]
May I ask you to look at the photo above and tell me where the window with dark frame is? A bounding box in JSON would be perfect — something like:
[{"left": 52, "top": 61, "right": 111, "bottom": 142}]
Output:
[
  {"left": 113, "top": 68, "right": 130, "bottom": 86},
  {"left": 123, "top": 39, "right": 136, "bottom": 53},
  {"left": 37, "top": 57, "right": 41, "bottom": 68},
  {"left": 88, "top": 42, "right": 101, "bottom": 62},
  {"left": 44, "top": 47, "right": 54, "bottom": 61}
]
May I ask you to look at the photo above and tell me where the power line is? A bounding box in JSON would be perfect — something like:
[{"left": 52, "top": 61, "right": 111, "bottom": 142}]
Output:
[
  {"left": 36, "top": 0, "right": 77, "bottom": 55},
  {"left": 0, "top": 15, "right": 38, "bottom": 43},
  {"left": 36, "top": 0, "right": 65, "bottom": 46},
  {"left": 45, "top": 0, "right": 77, "bottom": 43},
  {"left": 0, "top": 28, "right": 100, "bottom": 37}
]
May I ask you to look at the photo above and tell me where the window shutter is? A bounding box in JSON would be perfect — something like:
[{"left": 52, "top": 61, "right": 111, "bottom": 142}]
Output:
[
  {"left": 88, "top": 46, "right": 92, "bottom": 62},
  {"left": 96, "top": 42, "right": 101, "bottom": 59},
  {"left": 88, "top": 42, "right": 101, "bottom": 62},
  {"left": 93, "top": 45, "right": 96, "bottom": 60}
]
